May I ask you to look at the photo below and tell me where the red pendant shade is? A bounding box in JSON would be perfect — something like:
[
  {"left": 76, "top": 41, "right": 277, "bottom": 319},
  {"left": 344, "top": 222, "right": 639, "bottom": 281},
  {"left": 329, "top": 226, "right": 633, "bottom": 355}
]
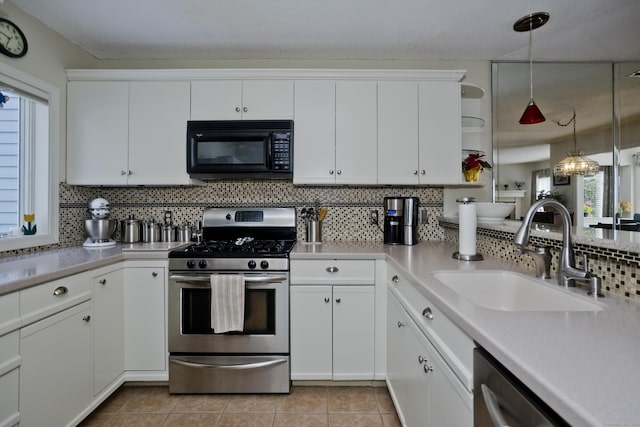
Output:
[{"left": 519, "top": 100, "right": 546, "bottom": 124}]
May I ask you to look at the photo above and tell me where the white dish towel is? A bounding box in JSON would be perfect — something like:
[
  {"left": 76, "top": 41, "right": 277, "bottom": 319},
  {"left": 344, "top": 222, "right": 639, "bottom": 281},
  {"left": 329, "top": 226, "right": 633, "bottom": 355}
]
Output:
[{"left": 210, "top": 274, "right": 245, "bottom": 333}]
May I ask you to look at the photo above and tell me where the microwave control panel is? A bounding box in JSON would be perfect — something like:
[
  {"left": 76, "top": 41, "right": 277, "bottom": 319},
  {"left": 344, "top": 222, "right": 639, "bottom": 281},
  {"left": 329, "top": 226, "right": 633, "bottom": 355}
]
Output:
[{"left": 272, "top": 133, "right": 291, "bottom": 171}]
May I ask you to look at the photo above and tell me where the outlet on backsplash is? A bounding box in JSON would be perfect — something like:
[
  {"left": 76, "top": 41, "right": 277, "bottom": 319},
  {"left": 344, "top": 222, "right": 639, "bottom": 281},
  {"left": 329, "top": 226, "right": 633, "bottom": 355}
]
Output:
[
  {"left": 369, "top": 210, "right": 379, "bottom": 225},
  {"left": 420, "top": 209, "right": 429, "bottom": 224}
]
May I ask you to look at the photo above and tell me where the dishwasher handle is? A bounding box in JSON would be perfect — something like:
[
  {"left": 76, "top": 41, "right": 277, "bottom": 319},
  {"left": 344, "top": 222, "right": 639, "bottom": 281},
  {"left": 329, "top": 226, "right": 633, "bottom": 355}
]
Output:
[{"left": 481, "top": 384, "right": 511, "bottom": 427}]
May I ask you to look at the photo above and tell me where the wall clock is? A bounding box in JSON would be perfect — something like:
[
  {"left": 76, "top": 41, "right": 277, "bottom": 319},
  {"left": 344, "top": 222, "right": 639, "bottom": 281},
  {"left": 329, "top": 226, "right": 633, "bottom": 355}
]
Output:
[{"left": 0, "top": 17, "right": 28, "bottom": 58}]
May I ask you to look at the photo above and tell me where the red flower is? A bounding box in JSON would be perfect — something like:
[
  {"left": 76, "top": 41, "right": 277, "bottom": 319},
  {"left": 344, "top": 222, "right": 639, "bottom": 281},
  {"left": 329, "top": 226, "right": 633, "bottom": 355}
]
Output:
[{"left": 462, "top": 153, "right": 492, "bottom": 172}]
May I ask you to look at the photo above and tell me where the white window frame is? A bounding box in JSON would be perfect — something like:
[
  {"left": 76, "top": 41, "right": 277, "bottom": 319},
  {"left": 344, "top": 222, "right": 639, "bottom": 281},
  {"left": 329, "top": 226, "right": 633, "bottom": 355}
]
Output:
[{"left": 0, "top": 62, "right": 60, "bottom": 251}]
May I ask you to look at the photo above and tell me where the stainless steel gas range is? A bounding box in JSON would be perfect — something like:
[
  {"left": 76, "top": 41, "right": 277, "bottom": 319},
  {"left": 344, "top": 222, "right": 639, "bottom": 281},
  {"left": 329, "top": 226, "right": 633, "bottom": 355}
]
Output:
[{"left": 168, "top": 207, "right": 296, "bottom": 394}]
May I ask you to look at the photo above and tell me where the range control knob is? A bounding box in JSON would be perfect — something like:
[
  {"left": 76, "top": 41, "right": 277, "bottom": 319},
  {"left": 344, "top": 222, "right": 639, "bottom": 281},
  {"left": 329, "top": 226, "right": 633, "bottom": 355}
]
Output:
[
  {"left": 226, "top": 214, "right": 232, "bottom": 221},
  {"left": 248, "top": 260, "right": 257, "bottom": 269},
  {"left": 186, "top": 260, "right": 196, "bottom": 269},
  {"left": 198, "top": 259, "right": 208, "bottom": 269},
  {"left": 260, "top": 260, "right": 269, "bottom": 269}
]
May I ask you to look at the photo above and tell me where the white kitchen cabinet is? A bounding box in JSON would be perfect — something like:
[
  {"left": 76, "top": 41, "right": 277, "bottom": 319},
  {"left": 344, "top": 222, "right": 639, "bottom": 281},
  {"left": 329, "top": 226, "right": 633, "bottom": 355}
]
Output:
[
  {"left": 290, "top": 259, "right": 376, "bottom": 380},
  {"left": 67, "top": 80, "right": 193, "bottom": 185},
  {"left": 0, "top": 292, "right": 20, "bottom": 427},
  {"left": 20, "top": 301, "right": 93, "bottom": 427},
  {"left": 293, "top": 80, "right": 377, "bottom": 184},
  {"left": 190, "top": 80, "right": 294, "bottom": 120},
  {"left": 123, "top": 261, "right": 167, "bottom": 377},
  {"left": 92, "top": 266, "right": 125, "bottom": 396},
  {"left": 418, "top": 81, "right": 462, "bottom": 184},
  {"left": 387, "top": 289, "right": 472, "bottom": 427}
]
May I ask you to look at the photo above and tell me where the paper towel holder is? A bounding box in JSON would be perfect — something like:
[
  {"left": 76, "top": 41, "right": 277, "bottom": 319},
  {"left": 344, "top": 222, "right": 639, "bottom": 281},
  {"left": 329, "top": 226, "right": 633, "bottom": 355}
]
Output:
[{"left": 452, "top": 197, "right": 484, "bottom": 261}]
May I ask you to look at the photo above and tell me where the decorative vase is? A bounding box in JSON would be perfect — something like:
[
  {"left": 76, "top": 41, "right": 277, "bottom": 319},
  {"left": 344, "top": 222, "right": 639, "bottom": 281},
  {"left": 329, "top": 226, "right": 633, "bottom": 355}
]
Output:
[{"left": 463, "top": 168, "right": 481, "bottom": 183}]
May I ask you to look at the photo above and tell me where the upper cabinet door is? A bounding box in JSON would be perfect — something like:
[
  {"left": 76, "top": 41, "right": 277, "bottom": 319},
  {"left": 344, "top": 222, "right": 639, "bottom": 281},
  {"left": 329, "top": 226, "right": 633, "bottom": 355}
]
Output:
[
  {"left": 293, "top": 80, "right": 336, "bottom": 184},
  {"left": 241, "top": 80, "right": 294, "bottom": 119},
  {"left": 128, "top": 81, "right": 192, "bottom": 185},
  {"left": 67, "top": 81, "right": 129, "bottom": 185},
  {"left": 190, "top": 80, "right": 293, "bottom": 120},
  {"left": 419, "top": 82, "right": 461, "bottom": 184},
  {"left": 335, "top": 81, "right": 377, "bottom": 184},
  {"left": 191, "top": 80, "right": 242, "bottom": 120},
  {"left": 378, "top": 81, "right": 420, "bottom": 185}
]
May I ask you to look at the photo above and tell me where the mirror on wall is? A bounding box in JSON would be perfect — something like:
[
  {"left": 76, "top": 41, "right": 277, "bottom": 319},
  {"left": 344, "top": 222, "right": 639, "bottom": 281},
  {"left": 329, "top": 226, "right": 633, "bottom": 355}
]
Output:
[{"left": 492, "top": 62, "right": 640, "bottom": 238}]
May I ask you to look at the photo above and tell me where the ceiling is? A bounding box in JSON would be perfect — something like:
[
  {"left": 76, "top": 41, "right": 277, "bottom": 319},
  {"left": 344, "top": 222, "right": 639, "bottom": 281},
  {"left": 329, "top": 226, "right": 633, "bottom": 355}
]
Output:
[{"left": 6, "top": 0, "right": 640, "bottom": 61}]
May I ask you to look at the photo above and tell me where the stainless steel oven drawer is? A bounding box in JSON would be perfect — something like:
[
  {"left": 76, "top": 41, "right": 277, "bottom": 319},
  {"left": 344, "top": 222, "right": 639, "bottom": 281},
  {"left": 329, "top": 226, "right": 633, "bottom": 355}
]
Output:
[{"left": 169, "top": 354, "right": 290, "bottom": 394}]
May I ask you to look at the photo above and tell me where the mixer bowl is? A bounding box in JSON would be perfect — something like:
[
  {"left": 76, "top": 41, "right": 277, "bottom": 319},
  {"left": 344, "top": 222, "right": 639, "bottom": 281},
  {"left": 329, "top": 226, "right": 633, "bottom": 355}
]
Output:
[{"left": 85, "top": 219, "right": 117, "bottom": 241}]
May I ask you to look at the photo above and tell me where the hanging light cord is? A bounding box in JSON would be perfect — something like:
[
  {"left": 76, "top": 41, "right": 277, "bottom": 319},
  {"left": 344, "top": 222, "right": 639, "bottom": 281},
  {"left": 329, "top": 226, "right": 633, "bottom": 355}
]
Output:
[
  {"left": 557, "top": 109, "right": 577, "bottom": 152},
  {"left": 528, "top": 17, "right": 534, "bottom": 101}
]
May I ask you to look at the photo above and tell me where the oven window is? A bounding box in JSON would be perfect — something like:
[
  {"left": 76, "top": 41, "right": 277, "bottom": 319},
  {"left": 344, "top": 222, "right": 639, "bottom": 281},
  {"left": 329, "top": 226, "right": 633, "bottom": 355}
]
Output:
[
  {"left": 181, "top": 288, "right": 276, "bottom": 335},
  {"left": 197, "top": 140, "right": 265, "bottom": 165}
]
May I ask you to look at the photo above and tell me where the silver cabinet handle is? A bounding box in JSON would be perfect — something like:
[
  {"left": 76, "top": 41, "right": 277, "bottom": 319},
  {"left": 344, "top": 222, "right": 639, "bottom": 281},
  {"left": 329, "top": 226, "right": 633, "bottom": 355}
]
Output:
[
  {"left": 53, "top": 286, "right": 68, "bottom": 296},
  {"left": 413, "top": 170, "right": 418, "bottom": 175},
  {"left": 243, "top": 107, "right": 248, "bottom": 112},
  {"left": 82, "top": 315, "right": 91, "bottom": 322},
  {"left": 418, "top": 355, "right": 425, "bottom": 364},
  {"left": 335, "top": 298, "right": 341, "bottom": 303},
  {"left": 481, "top": 384, "right": 510, "bottom": 427},
  {"left": 152, "top": 271, "right": 158, "bottom": 277},
  {"left": 397, "top": 321, "right": 405, "bottom": 328},
  {"left": 171, "top": 357, "right": 287, "bottom": 371},
  {"left": 421, "top": 170, "right": 426, "bottom": 175},
  {"left": 337, "top": 170, "right": 342, "bottom": 175},
  {"left": 128, "top": 170, "right": 133, "bottom": 175},
  {"left": 120, "top": 170, "right": 127, "bottom": 175},
  {"left": 392, "top": 275, "right": 399, "bottom": 283},
  {"left": 422, "top": 307, "right": 434, "bottom": 320},
  {"left": 98, "top": 279, "right": 106, "bottom": 285},
  {"left": 325, "top": 266, "right": 339, "bottom": 273},
  {"left": 424, "top": 364, "right": 433, "bottom": 374},
  {"left": 329, "top": 170, "right": 334, "bottom": 175},
  {"left": 324, "top": 297, "right": 330, "bottom": 303},
  {"left": 235, "top": 107, "right": 241, "bottom": 112}
]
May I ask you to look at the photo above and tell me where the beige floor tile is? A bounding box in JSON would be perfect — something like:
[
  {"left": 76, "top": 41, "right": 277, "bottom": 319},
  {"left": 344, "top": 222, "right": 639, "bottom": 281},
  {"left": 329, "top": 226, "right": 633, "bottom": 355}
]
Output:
[
  {"left": 381, "top": 412, "right": 403, "bottom": 427},
  {"left": 162, "top": 412, "right": 222, "bottom": 426},
  {"left": 108, "top": 413, "right": 169, "bottom": 427},
  {"left": 225, "top": 394, "right": 282, "bottom": 412},
  {"left": 77, "top": 412, "right": 112, "bottom": 427},
  {"left": 328, "top": 412, "right": 384, "bottom": 427},
  {"left": 91, "top": 386, "right": 138, "bottom": 414},
  {"left": 277, "top": 386, "right": 329, "bottom": 413},
  {"left": 119, "top": 386, "right": 179, "bottom": 413},
  {"left": 172, "top": 394, "right": 230, "bottom": 412},
  {"left": 328, "top": 386, "right": 378, "bottom": 413},
  {"left": 273, "top": 413, "right": 329, "bottom": 427},
  {"left": 374, "top": 387, "right": 397, "bottom": 413},
  {"left": 216, "top": 412, "right": 275, "bottom": 427}
]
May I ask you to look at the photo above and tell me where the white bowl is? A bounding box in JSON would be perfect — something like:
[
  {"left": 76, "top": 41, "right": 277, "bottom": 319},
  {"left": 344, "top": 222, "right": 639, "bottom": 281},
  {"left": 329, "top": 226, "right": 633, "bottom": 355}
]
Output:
[{"left": 475, "top": 202, "right": 514, "bottom": 223}]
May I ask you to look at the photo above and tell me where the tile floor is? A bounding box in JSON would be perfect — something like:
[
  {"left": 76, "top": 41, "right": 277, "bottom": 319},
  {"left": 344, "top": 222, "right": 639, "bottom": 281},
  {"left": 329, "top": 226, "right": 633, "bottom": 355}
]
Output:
[{"left": 79, "top": 385, "right": 402, "bottom": 427}]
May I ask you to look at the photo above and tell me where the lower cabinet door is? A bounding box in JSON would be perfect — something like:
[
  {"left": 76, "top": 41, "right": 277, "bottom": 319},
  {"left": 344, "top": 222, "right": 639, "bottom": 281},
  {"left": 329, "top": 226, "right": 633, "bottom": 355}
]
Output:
[{"left": 20, "top": 302, "right": 93, "bottom": 427}]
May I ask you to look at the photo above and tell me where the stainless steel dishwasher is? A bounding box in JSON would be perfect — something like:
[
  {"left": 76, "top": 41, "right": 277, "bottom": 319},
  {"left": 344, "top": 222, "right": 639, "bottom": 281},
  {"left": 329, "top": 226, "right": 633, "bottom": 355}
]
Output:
[{"left": 474, "top": 347, "right": 569, "bottom": 427}]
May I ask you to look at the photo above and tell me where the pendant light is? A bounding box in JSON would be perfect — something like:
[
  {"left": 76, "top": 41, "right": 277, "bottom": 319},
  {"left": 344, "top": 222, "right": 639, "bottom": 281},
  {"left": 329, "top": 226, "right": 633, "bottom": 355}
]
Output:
[
  {"left": 553, "top": 109, "right": 600, "bottom": 177},
  {"left": 514, "top": 12, "right": 549, "bottom": 125}
]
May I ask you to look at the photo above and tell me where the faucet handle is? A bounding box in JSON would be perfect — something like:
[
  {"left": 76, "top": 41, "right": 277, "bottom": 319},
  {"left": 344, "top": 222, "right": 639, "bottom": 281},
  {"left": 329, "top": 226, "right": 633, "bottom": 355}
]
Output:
[{"left": 582, "top": 253, "right": 589, "bottom": 273}]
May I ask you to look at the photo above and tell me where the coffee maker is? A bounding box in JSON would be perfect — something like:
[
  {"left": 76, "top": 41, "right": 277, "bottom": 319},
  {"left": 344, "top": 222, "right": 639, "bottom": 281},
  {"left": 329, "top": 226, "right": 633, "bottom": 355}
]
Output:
[{"left": 383, "top": 197, "right": 419, "bottom": 245}]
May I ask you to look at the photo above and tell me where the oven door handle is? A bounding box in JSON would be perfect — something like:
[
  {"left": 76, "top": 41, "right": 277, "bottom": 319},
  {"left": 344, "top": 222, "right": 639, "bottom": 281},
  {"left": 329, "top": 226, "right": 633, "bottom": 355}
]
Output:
[
  {"left": 170, "top": 274, "right": 287, "bottom": 284},
  {"left": 170, "top": 357, "right": 288, "bottom": 371}
]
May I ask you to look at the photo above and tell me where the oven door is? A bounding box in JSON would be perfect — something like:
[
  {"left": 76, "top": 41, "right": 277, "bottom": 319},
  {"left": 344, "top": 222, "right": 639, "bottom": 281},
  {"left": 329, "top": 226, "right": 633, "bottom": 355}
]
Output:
[{"left": 168, "top": 271, "right": 289, "bottom": 354}]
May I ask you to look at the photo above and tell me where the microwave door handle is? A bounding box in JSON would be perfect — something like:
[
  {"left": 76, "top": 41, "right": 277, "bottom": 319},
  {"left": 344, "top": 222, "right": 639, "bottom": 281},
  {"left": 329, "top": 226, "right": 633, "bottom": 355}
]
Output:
[
  {"left": 266, "top": 134, "right": 273, "bottom": 168},
  {"left": 169, "top": 274, "right": 287, "bottom": 284}
]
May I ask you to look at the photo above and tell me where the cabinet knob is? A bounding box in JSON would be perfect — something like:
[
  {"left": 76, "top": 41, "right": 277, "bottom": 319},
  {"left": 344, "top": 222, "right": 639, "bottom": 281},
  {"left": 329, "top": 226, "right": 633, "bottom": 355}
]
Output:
[
  {"left": 243, "top": 107, "right": 248, "bottom": 113},
  {"left": 335, "top": 298, "right": 341, "bottom": 303},
  {"left": 424, "top": 364, "right": 433, "bottom": 374},
  {"left": 82, "top": 315, "right": 91, "bottom": 322},
  {"left": 121, "top": 170, "right": 127, "bottom": 176},
  {"left": 413, "top": 170, "right": 418, "bottom": 175},
  {"left": 128, "top": 170, "right": 133, "bottom": 175},
  {"left": 325, "top": 266, "right": 339, "bottom": 273},
  {"left": 337, "top": 170, "right": 342, "bottom": 175},
  {"left": 392, "top": 275, "right": 399, "bottom": 284},
  {"left": 422, "top": 307, "right": 434, "bottom": 320},
  {"left": 421, "top": 170, "right": 426, "bottom": 175},
  {"left": 98, "top": 279, "right": 106, "bottom": 285},
  {"left": 53, "top": 286, "right": 68, "bottom": 296},
  {"left": 397, "top": 321, "right": 405, "bottom": 328},
  {"left": 329, "top": 170, "right": 334, "bottom": 175},
  {"left": 324, "top": 297, "right": 330, "bottom": 303},
  {"left": 418, "top": 355, "right": 425, "bottom": 364},
  {"left": 235, "top": 107, "right": 241, "bottom": 112},
  {"left": 152, "top": 271, "right": 158, "bottom": 277}
]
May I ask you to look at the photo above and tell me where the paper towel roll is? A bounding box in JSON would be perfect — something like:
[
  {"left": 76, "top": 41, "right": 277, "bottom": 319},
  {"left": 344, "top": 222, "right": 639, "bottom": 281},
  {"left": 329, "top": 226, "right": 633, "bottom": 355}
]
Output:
[{"left": 459, "top": 202, "right": 477, "bottom": 256}]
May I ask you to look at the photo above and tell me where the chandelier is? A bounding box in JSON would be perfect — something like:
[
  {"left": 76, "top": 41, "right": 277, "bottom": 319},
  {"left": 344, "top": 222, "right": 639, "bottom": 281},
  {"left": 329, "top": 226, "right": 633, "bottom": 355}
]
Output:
[{"left": 553, "top": 109, "right": 600, "bottom": 177}]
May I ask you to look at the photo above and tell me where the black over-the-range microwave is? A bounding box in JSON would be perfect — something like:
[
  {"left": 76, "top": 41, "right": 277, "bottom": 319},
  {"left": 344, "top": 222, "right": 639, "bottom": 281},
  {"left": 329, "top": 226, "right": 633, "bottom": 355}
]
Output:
[{"left": 187, "top": 120, "right": 293, "bottom": 179}]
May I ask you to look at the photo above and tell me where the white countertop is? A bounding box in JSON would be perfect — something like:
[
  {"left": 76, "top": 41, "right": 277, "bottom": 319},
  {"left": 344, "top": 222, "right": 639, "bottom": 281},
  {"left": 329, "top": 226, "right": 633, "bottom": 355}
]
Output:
[
  {"left": 293, "top": 241, "right": 640, "bottom": 427},
  {"left": 1, "top": 240, "right": 638, "bottom": 425}
]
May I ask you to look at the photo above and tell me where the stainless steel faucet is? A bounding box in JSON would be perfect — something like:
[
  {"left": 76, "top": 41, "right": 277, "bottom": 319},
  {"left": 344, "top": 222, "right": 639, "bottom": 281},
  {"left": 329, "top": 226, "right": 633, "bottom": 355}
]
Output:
[{"left": 514, "top": 199, "right": 604, "bottom": 298}]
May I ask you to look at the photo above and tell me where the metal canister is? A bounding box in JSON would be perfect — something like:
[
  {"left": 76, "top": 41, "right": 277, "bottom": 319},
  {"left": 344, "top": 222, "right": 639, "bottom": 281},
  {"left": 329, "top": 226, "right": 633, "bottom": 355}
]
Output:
[
  {"left": 120, "top": 215, "right": 141, "bottom": 243},
  {"left": 177, "top": 223, "right": 192, "bottom": 242},
  {"left": 142, "top": 219, "right": 160, "bottom": 242},
  {"left": 161, "top": 224, "right": 176, "bottom": 242}
]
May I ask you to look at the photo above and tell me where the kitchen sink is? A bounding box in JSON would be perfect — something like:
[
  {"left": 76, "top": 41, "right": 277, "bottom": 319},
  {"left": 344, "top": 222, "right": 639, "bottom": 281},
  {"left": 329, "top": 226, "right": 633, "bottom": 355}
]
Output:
[{"left": 432, "top": 270, "right": 603, "bottom": 312}]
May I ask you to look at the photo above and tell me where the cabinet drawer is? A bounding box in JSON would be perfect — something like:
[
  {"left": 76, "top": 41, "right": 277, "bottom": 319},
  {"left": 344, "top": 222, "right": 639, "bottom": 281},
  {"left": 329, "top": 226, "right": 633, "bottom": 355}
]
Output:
[
  {"left": 0, "top": 366, "right": 19, "bottom": 427},
  {"left": 0, "top": 292, "right": 20, "bottom": 336},
  {"left": 20, "top": 272, "right": 91, "bottom": 326},
  {"left": 388, "top": 264, "right": 474, "bottom": 392},
  {"left": 291, "top": 260, "right": 375, "bottom": 285}
]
